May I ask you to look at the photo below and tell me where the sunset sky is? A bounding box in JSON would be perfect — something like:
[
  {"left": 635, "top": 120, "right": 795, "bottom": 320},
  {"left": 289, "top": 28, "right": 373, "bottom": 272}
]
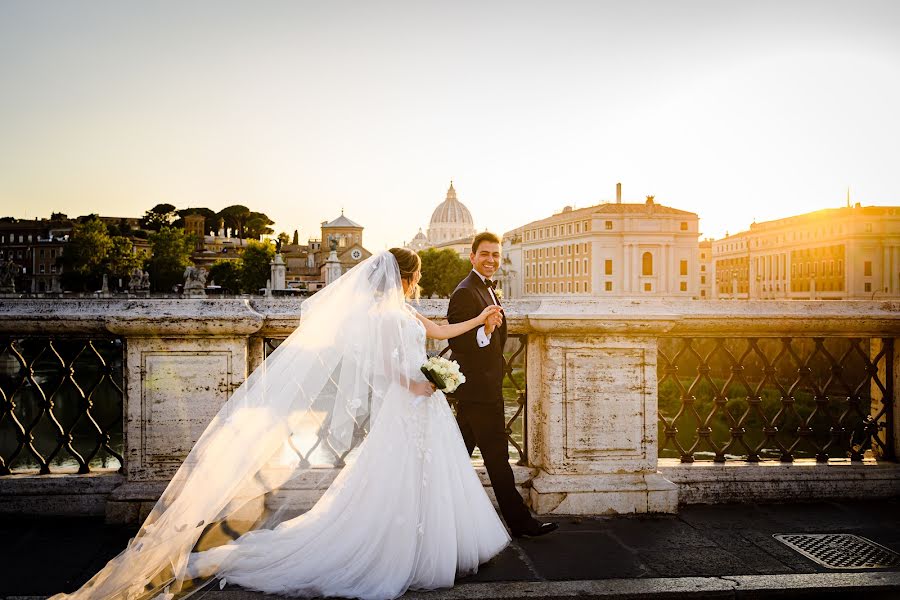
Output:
[{"left": 1, "top": 0, "right": 898, "bottom": 250}]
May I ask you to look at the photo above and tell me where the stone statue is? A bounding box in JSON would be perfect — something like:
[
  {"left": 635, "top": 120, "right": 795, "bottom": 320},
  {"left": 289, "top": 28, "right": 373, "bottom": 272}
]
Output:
[
  {"left": 128, "top": 267, "right": 143, "bottom": 292},
  {"left": 140, "top": 270, "right": 151, "bottom": 291},
  {"left": 0, "top": 258, "right": 21, "bottom": 293},
  {"left": 330, "top": 238, "right": 338, "bottom": 252},
  {"left": 183, "top": 265, "right": 208, "bottom": 297},
  {"left": 275, "top": 238, "right": 283, "bottom": 254}
]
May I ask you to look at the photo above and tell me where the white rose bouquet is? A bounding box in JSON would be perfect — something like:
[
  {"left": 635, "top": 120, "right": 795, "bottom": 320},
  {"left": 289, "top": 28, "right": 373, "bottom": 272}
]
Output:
[{"left": 420, "top": 356, "right": 466, "bottom": 393}]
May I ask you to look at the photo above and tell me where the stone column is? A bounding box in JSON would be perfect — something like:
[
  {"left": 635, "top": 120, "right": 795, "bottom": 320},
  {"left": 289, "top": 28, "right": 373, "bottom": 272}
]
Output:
[
  {"left": 622, "top": 244, "right": 631, "bottom": 293},
  {"left": 894, "top": 246, "right": 900, "bottom": 294},
  {"left": 884, "top": 247, "right": 891, "bottom": 295},
  {"left": 871, "top": 337, "right": 900, "bottom": 462},
  {"left": 525, "top": 311, "right": 678, "bottom": 514},
  {"left": 270, "top": 253, "right": 286, "bottom": 291}
]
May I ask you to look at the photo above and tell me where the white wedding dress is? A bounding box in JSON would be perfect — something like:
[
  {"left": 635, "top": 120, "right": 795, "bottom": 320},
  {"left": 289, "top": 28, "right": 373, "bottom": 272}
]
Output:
[
  {"left": 190, "top": 304, "right": 511, "bottom": 598},
  {"left": 52, "top": 252, "right": 508, "bottom": 600}
]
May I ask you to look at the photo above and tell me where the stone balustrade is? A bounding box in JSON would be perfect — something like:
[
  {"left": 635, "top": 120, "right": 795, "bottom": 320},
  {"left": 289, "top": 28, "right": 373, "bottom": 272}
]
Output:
[{"left": 0, "top": 298, "right": 898, "bottom": 522}]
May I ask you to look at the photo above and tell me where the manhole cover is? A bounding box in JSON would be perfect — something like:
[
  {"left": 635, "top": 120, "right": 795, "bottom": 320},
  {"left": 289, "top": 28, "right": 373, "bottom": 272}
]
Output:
[{"left": 774, "top": 533, "right": 900, "bottom": 569}]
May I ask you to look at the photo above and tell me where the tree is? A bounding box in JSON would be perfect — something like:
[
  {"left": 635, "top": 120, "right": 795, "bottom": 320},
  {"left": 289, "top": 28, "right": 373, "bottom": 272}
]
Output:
[
  {"left": 208, "top": 260, "right": 242, "bottom": 293},
  {"left": 217, "top": 205, "right": 251, "bottom": 238},
  {"left": 240, "top": 240, "right": 275, "bottom": 292},
  {"left": 147, "top": 226, "right": 195, "bottom": 292},
  {"left": 173, "top": 207, "right": 217, "bottom": 234},
  {"left": 292, "top": 230, "right": 299, "bottom": 245},
  {"left": 417, "top": 248, "right": 471, "bottom": 298},
  {"left": 58, "top": 216, "right": 113, "bottom": 291},
  {"left": 245, "top": 211, "right": 275, "bottom": 239},
  {"left": 277, "top": 232, "right": 290, "bottom": 248},
  {"left": 104, "top": 236, "right": 145, "bottom": 287},
  {"left": 141, "top": 203, "right": 177, "bottom": 232}
]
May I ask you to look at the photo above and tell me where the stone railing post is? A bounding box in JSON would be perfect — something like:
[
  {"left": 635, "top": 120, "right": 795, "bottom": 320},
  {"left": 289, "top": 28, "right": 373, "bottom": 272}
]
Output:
[
  {"left": 105, "top": 301, "right": 264, "bottom": 485},
  {"left": 524, "top": 307, "right": 678, "bottom": 514},
  {"left": 871, "top": 337, "right": 899, "bottom": 461}
]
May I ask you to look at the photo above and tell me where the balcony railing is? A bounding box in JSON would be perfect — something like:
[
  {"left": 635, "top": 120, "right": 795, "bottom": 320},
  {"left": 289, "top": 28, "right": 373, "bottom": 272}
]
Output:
[
  {"left": 263, "top": 333, "right": 529, "bottom": 466},
  {"left": 658, "top": 337, "right": 893, "bottom": 463},
  {"left": 0, "top": 336, "right": 124, "bottom": 475}
]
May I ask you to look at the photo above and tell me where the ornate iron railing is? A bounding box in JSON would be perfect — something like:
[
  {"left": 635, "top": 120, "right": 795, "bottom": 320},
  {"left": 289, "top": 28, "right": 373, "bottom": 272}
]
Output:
[
  {"left": 658, "top": 337, "right": 894, "bottom": 463},
  {"left": 263, "top": 334, "right": 528, "bottom": 466},
  {"left": 0, "top": 336, "right": 125, "bottom": 475}
]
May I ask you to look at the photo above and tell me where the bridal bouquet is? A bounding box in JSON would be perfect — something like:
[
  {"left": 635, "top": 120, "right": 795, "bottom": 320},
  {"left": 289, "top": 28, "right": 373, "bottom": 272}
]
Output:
[{"left": 421, "top": 356, "right": 466, "bottom": 393}]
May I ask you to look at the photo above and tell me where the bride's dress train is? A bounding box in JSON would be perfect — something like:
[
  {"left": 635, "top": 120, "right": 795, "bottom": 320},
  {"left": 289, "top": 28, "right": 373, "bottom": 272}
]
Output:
[
  {"left": 51, "top": 252, "right": 509, "bottom": 600},
  {"left": 190, "top": 307, "right": 510, "bottom": 599}
]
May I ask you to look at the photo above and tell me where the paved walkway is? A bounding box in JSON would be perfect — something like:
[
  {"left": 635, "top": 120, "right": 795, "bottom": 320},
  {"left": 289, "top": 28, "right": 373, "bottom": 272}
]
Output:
[{"left": 3, "top": 498, "right": 900, "bottom": 599}]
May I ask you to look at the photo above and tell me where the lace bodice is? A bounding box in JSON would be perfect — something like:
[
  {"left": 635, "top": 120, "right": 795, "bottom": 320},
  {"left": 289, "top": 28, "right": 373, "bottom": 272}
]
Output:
[{"left": 402, "top": 304, "right": 428, "bottom": 369}]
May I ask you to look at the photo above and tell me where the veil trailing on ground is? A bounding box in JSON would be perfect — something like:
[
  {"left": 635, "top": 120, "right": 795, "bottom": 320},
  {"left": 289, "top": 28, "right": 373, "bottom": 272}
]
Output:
[{"left": 53, "top": 251, "right": 420, "bottom": 600}]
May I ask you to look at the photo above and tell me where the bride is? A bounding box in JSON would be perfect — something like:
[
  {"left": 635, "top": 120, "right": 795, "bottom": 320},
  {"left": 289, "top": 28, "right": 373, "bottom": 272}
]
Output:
[{"left": 54, "top": 248, "right": 512, "bottom": 600}]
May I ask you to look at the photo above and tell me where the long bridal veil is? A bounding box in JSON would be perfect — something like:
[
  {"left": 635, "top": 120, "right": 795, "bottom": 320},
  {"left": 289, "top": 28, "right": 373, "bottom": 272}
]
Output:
[{"left": 54, "top": 251, "right": 419, "bottom": 600}]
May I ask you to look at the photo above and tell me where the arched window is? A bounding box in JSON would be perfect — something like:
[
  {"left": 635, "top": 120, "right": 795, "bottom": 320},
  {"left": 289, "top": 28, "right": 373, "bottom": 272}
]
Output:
[{"left": 642, "top": 252, "right": 653, "bottom": 276}]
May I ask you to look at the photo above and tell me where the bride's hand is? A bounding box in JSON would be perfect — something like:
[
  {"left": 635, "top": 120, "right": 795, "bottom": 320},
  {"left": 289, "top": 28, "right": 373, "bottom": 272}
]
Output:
[
  {"left": 478, "top": 305, "right": 503, "bottom": 325},
  {"left": 410, "top": 380, "right": 437, "bottom": 397}
]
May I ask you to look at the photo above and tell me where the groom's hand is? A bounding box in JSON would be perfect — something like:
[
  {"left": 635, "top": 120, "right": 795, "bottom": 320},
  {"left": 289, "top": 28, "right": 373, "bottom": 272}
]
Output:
[{"left": 484, "top": 310, "right": 503, "bottom": 336}]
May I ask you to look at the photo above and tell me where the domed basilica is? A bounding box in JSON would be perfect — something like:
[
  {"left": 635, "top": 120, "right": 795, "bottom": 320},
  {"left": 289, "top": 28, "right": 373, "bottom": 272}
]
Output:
[{"left": 406, "top": 182, "right": 477, "bottom": 257}]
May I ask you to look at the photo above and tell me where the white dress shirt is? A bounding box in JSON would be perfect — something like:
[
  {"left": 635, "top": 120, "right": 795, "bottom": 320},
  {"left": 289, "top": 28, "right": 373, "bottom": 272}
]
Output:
[{"left": 471, "top": 269, "right": 499, "bottom": 348}]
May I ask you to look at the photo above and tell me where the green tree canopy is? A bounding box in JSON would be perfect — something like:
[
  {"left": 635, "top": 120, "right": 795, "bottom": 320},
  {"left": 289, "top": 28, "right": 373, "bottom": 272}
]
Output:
[
  {"left": 147, "top": 226, "right": 195, "bottom": 292},
  {"left": 173, "top": 207, "right": 217, "bottom": 234},
  {"left": 240, "top": 240, "right": 276, "bottom": 292},
  {"left": 417, "top": 248, "right": 471, "bottom": 298},
  {"left": 141, "top": 203, "right": 177, "bottom": 231},
  {"left": 58, "top": 216, "right": 113, "bottom": 291},
  {"left": 105, "top": 236, "right": 145, "bottom": 282},
  {"left": 208, "top": 260, "right": 242, "bottom": 293}
]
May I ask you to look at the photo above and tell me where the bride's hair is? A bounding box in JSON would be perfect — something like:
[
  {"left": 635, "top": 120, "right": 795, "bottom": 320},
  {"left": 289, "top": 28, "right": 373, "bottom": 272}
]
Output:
[{"left": 389, "top": 247, "right": 421, "bottom": 299}]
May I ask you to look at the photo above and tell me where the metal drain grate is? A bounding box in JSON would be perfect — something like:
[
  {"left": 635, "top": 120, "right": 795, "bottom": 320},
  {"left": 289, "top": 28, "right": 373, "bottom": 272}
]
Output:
[{"left": 774, "top": 534, "right": 900, "bottom": 569}]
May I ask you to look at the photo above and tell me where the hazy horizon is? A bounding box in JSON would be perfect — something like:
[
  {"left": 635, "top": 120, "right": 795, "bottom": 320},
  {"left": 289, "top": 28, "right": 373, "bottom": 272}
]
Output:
[{"left": 1, "top": 0, "right": 899, "bottom": 249}]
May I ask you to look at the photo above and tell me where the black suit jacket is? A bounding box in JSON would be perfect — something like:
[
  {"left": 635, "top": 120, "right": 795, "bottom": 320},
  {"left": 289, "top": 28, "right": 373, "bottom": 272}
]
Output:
[{"left": 447, "top": 271, "right": 507, "bottom": 405}]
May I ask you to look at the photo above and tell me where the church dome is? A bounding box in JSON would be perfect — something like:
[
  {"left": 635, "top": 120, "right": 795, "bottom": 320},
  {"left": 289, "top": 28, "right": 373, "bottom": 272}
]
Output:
[
  {"left": 427, "top": 182, "right": 476, "bottom": 244},
  {"left": 430, "top": 182, "right": 474, "bottom": 226}
]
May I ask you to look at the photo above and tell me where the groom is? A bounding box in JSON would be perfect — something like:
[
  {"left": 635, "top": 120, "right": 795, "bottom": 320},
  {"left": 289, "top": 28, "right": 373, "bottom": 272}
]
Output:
[{"left": 447, "top": 232, "right": 557, "bottom": 538}]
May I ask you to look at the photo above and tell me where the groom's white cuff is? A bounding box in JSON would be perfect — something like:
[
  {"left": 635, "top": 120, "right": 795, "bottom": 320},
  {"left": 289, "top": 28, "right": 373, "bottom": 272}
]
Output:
[{"left": 476, "top": 326, "right": 491, "bottom": 347}]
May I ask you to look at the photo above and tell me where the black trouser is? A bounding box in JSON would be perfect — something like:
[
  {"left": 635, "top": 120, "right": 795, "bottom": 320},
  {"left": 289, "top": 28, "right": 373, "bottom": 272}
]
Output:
[{"left": 456, "top": 400, "right": 533, "bottom": 530}]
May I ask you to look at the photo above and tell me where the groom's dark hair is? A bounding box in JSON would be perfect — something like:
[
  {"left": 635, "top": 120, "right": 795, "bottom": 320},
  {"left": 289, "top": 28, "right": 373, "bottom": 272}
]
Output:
[{"left": 471, "top": 232, "right": 501, "bottom": 254}]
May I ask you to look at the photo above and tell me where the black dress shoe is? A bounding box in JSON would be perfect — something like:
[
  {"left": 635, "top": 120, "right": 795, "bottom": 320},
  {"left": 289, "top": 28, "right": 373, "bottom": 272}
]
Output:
[{"left": 511, "top": 520, "right": 558, "bottom": 538}]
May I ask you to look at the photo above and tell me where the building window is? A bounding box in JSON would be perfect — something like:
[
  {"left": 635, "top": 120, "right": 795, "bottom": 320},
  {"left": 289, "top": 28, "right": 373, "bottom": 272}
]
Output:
[
  {"left": 865, "top": 282, "right": 872, "bottom": 292},
  {"left": 567, "top": 260, "right": 572, "bottom": 275},
  {"left": 552, "top": 282, "right": 557, "bottom": 293},
  {"left": 567, "top": 282, "right": 572, "bottom": 292},
  {"left": 539, "top": 263, "right": 543, "bottom": 277},
  {"left": 539, "top": 283, "right": 543, "bottom": 293},
  {"left": 51, "top": 265, "right": 56, "bottom": 273},
  {"left": 604, "top": 259, "right": 612, "bottom": 275},
  {"left": 680, "top": 222, "right": 688, "bottom": 231},
  {"left": 552, "top": 263, "right": 556, "bottom": 276},
  {"left": 865, "top": 223, "right": 872, "bottom": 232},
  {"left": 576, "top": 281, "right": 581, "bottom": 292},
  {"left": 644, "top": 282, "right": 652, "bottom": 292},
  {"left": 585, "top": 281, "right": 591, "bottom": 292},
  {"left": 583, "top": 258, "right": 588, "bottom": 274},
  {"left": 642, "top": 252, "right": 653, "bottom": 276},
  {"left": 680, "top": 281, "right": 687, "bottom": 292},
  {"left": 568, "top": 224, "right": 572, "bottom": 235},
  {"left": 680, "top": 259, "right": 688, "bottom": 276},
  {"left": 39, "top": 264, "right": 45, "bottom": 273},
  {"left": 605, "top": 220, "right": 613, "bottom": 230},
  {"left": 605, "top": 281, "right": 612, "bottom": 292},
  {"left": 700, "top": 289, "right": 706, "bottom": 297},
  {"left": 575, "top": 260, "right": 580, "bottom": 275},
  {"left": 576, "top": 223, "right": 581, "bottom": 233},
  {"left": 701, "top": 275, "right": 706, "bottom": 284},
  {"left": 864, "top": 261, "right": 872, "bottom": 276},
  {"left": 837, "top": 259, "right": 843, "bottom": 275}
]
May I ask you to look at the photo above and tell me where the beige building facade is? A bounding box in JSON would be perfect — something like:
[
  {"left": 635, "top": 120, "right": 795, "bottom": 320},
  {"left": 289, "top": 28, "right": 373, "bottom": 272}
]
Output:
[
  {"left": 713, "top": 204, "right": 900, "bottom": 300},
  {"left": 520, "top": 190, "right": 700, "bottom": 298}
]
